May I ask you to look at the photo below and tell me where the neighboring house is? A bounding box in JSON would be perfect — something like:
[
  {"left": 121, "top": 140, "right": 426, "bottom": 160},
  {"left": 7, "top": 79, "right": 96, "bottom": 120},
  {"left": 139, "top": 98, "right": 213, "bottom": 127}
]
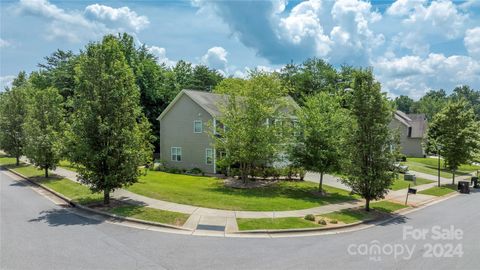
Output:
[
  {"left": 389, "top": 110, "right": 428, "bottom": 157},
  {"left": 157, "top": 89, "right": 299, "bottom": 174}
]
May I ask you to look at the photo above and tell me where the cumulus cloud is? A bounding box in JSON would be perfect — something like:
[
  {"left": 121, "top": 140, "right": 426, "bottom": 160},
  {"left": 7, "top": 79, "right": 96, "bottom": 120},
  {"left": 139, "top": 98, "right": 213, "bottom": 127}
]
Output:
[
  {"left": 84, "top": 4, "right": 149, "bottom": 32},
  {"left": 17, "top": 0, "right": 149, "bottom": 42},
  {"left": 0, "top": 75, "right": 15, "bottom": 91},
  {"left": 201, "top": 46, "right": 228, "bottom": 71},
  {"left": 147, "top": 46, "right": 175, "bottom": 66},
  {"left": 465, "top": 27, "right": 480, "bottom": 59},
  {"left": 0, "top": 39, "right": 11, "bottom": 48},
  {"left": 374, "top": 53, "right": 480, "bottom": 99}
]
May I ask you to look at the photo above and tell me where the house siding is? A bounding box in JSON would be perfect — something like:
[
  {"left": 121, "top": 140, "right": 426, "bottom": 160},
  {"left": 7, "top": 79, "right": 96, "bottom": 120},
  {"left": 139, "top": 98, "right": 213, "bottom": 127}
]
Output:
[
  {"left": 389, "top": 118, "right": 425, "bottom": 157},
  {"left": 160, "top": 94, "right": 215, "bottom": 173}
]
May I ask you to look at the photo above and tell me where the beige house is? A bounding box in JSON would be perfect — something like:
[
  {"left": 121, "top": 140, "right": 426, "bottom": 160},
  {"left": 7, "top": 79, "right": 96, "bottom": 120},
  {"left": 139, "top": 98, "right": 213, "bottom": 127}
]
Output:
[
  {"left": 389, "top": 110, "right": 428, "bottom": 157},
  {"left": 157, "top": 89, "right": 299, "bottom": 174}
]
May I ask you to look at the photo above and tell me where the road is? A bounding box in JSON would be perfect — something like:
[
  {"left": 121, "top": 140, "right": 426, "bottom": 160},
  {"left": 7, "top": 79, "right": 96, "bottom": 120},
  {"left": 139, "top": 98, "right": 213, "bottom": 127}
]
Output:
[{"left": 1, "top": 169, "right": 479, "bottom": 270}]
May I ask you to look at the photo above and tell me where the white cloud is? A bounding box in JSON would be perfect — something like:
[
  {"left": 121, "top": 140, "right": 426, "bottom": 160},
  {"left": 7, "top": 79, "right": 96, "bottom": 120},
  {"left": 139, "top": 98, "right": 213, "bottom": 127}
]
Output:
[
  {"left": 0, "top": 38, "right": 11, "bottom": 48},
  {"left": 0, "top": 75, "right": 15, "bottom": 91},
  {"left": 84, "top": 4, "right": 149, "bottom": 32},
  {"left": 465, "top": 27, "right": 480, "bottom": 59},
  {"left": 147, "top": 46, "right": 175, "bottom": 66},
  {"left": 201, "top": 46, "right": 228, "bottom": 71},
  {"left": 387, "top": 0, "right": 426, "bottom": 16},
  {"left": 374, "top": 53, "right": 480, "bottom": 99},
  {"left": 17, "top": 0, "right": 149, "bottom": 43}
]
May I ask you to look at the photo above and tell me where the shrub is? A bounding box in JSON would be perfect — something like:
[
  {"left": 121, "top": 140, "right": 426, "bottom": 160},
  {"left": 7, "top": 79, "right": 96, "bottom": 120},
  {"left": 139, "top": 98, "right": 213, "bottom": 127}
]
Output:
[
  {"left": 330, "top": 219, "right": 338, "bottom": 224},
  {"left": 318, "top": 219, "right": 327, "bottom": 225},
  {"left": 189, "top": 167, "right": 203, "bottom": 175},
  {"left": 304, "top": 214, "right": 315, "bottom": 221},
  {"left": 297, "top": 167, "right": 306, "bottom": 181},
  {"left": 167, "top": 168, "right": 182, "bottom": 174}
]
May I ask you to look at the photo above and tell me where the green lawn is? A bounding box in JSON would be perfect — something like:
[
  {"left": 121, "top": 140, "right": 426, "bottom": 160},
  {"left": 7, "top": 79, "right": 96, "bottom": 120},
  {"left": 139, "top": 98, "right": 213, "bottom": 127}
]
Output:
[
  {"left": 127, "top": 171, "right": 359, "bottom": 211},
  {"left": 390, "top": 175, "right": 434, "bottom": 190},
  {"left": 419, "top": 184, "right": 457, "bottom": 196},
  {"left": 109, "top": 205, "right": 189, "bottom": 226},
  {"left": 371, "top": 201, "right": 408, "bottom": 213},
  {"left": 58, "top": 160, "right": 81, "bottom": 172},
  {"left": 321, "top": 209, "right": 376, "bottom": 224},
  {"left": 0, "top": 156, "right": 17, "bottom": 166},
  {"left": 237, "top": 217, "right": 321, "bottom": 231},
  {"left": 37, "top": 177, "right": 104, "bottom": 204},
  {"left": 402, "top": 157, "right": 480, "bottom": 179}
]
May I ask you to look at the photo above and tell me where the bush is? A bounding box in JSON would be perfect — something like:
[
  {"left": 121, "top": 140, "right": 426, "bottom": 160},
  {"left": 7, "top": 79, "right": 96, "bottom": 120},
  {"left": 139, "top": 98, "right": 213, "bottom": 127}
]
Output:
[
  {"left": 189, "top": 167, "right": 203, "bottom": 175},
  {"left": 330, "top": 219, "right": 338, "bottom": 224},
  {"left": 318, "top": 219, "right": 327, "bottom": 225},
  {"left": 397, "top": 155, "right": 407, "bottom": 162},
  {"left": 304, "top": 214, "right": 315, "bottom": 221},
  {"left": 167, "top": 168, "right": 182, "bottom": 174}
]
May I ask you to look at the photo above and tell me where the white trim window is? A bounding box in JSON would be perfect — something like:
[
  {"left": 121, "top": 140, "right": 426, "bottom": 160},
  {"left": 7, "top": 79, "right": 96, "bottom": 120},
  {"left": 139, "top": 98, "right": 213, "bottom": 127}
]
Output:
[
  {"left": 194, "top": 120, "right": 203, "bottom": 133},
  {"left": 171, "top": 147, "right": 182, "bottom": 161},
  {"left": 205, "top": 148, "right": 214, "bottom": 165}
]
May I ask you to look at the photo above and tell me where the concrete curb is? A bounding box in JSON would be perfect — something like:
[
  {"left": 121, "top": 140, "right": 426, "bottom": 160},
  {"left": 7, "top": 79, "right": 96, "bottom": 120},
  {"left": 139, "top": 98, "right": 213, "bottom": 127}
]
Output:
[
  {"left": 2, "top": 166, "right": 191, "bottom": 232},
  {"left": 236, "top": 190, "right": 461, "bottom": 234}
]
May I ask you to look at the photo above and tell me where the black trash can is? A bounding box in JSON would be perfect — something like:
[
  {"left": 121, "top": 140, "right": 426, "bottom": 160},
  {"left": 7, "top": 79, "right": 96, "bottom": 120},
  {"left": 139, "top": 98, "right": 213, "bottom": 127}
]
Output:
[
  {"left": 458, "top": 181, "right": 470, "bottom": 194},
  {"left": 472, "top": 177, "right": 479, "bottom": 188}
]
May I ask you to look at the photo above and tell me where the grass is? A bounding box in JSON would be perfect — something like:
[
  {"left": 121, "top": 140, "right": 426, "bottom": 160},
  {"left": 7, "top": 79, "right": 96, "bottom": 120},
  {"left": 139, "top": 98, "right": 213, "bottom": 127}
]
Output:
[
  {"left": 390, "top": 175, "right": 434, "bottom": 190},
  {"left": 402, "top": 157, "right": 480, "bottom": 179},
  {"left": 321, "top": 209, "right": 376, "bottom": 224},
  {"left": 58, "top": 160, "right": 81, "bottom": 172},
  {"left": 127, "top": 170, "right": 359, "bottom": 211},
  {"left": 109, "top": 205, "right": 189, "bottom": 226},
  {"left": 370, "top": 201, "right": 408, "bottom": 213},
  {"left": 418, "top": 184, "right": 457, "bottom": 196},
  {"left": 37, "top": 177, "right": 103, "bottom": 204},
  {"left": 237, "top": 217, "right": 321, "bottom": 231}
]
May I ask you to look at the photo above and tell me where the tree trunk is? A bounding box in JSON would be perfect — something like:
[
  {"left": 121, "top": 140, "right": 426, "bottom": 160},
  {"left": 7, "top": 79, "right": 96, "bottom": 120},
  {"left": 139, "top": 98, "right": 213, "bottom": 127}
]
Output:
[
  {"left": 452, "top": 170, "right": 455, "bottom": 185},
  {"left": 365, "top": 198, "right": 370, "bottom": 212},
  {"left": 103, "top": 189, "right": 110, "bottom": 205},
  {"left": 318, "top": 172, "right": 324, "bottom": 194},
  {"left": 44, "top": 166, "right": 49, "bottom": 178},
  {"left": 16, "top": 156, "right": 20, "bottom": 166}
]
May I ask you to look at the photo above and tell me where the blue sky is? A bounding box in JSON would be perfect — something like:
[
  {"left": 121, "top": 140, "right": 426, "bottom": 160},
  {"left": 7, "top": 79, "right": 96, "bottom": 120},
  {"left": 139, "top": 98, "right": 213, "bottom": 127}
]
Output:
[{"left": 1, "top": 0, "right": 479, "bottom": 99}]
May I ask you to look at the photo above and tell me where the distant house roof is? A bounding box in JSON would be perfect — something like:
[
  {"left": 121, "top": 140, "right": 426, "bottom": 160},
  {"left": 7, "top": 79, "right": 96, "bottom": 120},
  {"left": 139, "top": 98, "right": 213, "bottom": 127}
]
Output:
[
  {"left": 158, "top": 89, "right": 299, "bottom": 121},
  {"left": 393, "top": 110, "right": 427, "bottom": 138}
]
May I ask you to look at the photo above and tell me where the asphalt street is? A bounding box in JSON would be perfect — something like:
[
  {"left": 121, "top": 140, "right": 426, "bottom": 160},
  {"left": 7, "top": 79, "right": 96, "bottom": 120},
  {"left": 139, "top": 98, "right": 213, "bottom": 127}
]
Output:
[{"left": 1, "top": 168, "right": 479, "bottom": 270}]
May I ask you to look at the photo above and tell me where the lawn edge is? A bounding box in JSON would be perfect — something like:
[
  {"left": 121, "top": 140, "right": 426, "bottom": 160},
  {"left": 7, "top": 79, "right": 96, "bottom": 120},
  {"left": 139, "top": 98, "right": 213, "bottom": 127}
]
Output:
[{"left": 2, "top": 165, "right": 192, "bottom": 232}]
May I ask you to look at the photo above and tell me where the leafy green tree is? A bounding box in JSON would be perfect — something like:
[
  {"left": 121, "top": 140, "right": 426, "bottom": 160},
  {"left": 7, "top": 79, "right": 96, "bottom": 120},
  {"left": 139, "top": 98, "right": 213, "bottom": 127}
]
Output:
[
  {"left": 341, "top": 69, "right": 397, "bottom": 211},
  {"left": 279, "top": 58, "right": 339, "bottom": 104},
  {"left": 69, "top": 35, "right": 153, "bottom": 204},
  {"left": 290, "top": 92, "right": 350, "bottom": 193},
  {"left": 450, "top": 85, "right": 480, "bottom": 119},
  {"left": 214, "top": 73, "right": 292, "bottom": 182},
  {"left": 411, "top": 89, "right": 449, "bottom": 120},
  {"left": 0, "top": 72, "right": 28, "bottom": 165},
  {"left": 394, "top": 95, "right": 415, "bottom": 113},
  {"left": 426, "top": 100, "right": 480, "bottom": 184},
  {"left": 23, "top": 87, "right": 65, "bottom": 178}
]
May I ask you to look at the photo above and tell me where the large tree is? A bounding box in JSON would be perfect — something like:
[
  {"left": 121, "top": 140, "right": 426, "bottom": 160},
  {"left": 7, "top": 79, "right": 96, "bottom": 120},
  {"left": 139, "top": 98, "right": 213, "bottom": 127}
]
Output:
[
  {"left": 23, "top": 87, "right": 65, "bottom": 178},
  {"left": 290, "top": 92, "right": 350, "bottom": 194},
  {"left": 411, "top": 89, "right": 449, "bottom": 120},
  {"left": 214, "top": 73, "right": 292, "bottom": 182},
  {"left": 426, "top": 100, "right": 480, "bottom": 184},
  {"left": 69, "top": 35, "right": 153, "bottom": 204},
  {"left": 394, "top": 95, "right": 415, "bottom": 114},
  {"left": 0, "top": 72, "right": 28, "bottom": 165},
  {"left": 279, "top": 57, "right": 339, "bottom": 104},
  {"left": 341, "top": 69, "right": 397, "bottom": 211}
]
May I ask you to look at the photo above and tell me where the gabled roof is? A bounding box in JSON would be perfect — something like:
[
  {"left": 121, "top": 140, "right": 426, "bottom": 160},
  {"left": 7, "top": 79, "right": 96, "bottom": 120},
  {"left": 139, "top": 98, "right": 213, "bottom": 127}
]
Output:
[
  {"left": 158, "top": 89, "right": 299, "bottom": 121},
  {"left": 393, "top": 110, "right": 427, "bottom": 138}
]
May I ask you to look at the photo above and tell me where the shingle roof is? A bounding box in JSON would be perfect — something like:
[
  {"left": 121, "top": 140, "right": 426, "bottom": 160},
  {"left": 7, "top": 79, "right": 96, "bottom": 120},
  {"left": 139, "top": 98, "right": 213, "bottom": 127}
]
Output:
[
  {"left": 394, "top": 110, "right": 427, "bottom": 138},
  {"left": 158, "top": 89, "right": 299, "bottom": 120}
]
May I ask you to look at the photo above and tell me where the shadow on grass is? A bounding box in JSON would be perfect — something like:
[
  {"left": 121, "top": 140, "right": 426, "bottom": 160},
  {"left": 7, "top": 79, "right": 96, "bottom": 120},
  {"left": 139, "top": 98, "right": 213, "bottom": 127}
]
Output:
[
  {"left": 28, "top": 208, "right": 102, "bottom": 227},
  {"left": 207, "top": 181, "right": 357, "bottom": 205}
]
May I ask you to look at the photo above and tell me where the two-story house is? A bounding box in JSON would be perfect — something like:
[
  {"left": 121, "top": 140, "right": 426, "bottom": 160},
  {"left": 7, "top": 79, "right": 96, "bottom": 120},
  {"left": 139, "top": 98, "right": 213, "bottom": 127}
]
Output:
[
  {"left": 389, "top": 110, "right": 428, "bottom": 157},
  {"left": 157, "top": 89, "right": 299, "bottom": 174}
]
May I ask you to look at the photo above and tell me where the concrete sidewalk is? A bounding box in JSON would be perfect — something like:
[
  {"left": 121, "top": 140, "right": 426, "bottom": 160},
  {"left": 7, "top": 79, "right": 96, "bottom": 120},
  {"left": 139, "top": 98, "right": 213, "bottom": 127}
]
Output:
[{"left": 19, "top": 157, "right": 472, "bottom": 233}]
